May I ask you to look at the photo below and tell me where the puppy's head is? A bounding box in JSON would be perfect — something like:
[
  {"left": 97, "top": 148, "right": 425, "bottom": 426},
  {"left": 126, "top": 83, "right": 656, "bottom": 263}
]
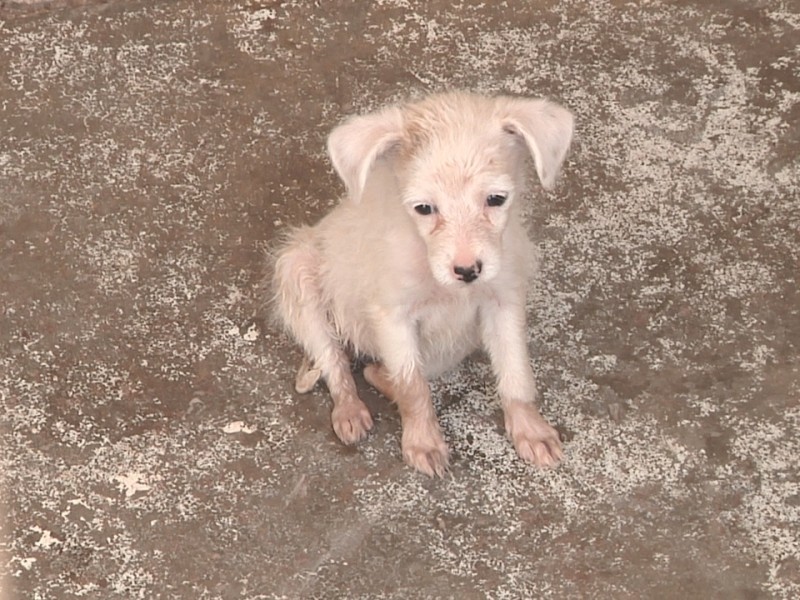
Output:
[{"left": 327, "top": 92, "right": 573, "bottom": 286}]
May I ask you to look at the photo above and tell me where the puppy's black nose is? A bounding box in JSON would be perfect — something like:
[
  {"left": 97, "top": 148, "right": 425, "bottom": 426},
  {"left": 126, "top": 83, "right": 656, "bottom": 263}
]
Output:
[{"left": 454, "top": 260, "right": 482, "bottom": 283}]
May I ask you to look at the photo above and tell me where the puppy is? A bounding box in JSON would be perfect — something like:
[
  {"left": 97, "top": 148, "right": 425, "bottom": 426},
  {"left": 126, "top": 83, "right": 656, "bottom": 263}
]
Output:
[{"left": 271, "top": 91, "right": 573, "bottom": 477}]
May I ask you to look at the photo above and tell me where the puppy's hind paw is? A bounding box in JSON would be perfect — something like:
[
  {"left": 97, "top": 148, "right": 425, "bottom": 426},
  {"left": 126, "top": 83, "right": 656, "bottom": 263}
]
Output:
[
  {"left": 331, "top": 401, "right": 374, "bottom": 445},
  {"left": 294, "top": 356, "right": 322, "bottom": 394}
]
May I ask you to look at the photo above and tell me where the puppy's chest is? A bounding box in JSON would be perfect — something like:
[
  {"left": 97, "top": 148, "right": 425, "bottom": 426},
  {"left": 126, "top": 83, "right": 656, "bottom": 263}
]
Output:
[{"left": 411, "top": 289, "right": 483, "bottom": 340}]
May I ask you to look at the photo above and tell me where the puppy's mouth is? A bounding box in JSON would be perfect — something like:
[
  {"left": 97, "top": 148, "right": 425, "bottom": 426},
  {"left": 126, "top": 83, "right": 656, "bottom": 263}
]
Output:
[{"left": 453, "top": 260, "right": 482, "bottom": 284}]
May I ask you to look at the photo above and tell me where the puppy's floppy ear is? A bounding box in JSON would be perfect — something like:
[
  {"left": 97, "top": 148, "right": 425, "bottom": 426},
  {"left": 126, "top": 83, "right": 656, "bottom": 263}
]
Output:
[
  {"left": 501, "top": 98, "right": 574, "bottom": 190},
  {"left": 327, "top": 105, "right": 404, "bottom": 201}
]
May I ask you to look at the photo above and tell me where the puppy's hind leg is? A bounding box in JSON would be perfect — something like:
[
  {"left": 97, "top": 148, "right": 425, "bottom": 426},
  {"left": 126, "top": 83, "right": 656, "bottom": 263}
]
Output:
[{"left": 272, "top": 229, "right": 373, "bottom": 444}]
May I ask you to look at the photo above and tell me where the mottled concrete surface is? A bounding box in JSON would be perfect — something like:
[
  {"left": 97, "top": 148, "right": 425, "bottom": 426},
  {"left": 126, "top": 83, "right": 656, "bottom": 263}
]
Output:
[{"left": 1, "top": 1, "right": 798, "bottom": 598}]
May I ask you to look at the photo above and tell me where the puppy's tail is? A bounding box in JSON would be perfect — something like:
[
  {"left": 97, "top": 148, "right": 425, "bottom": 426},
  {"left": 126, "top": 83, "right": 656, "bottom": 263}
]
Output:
[
  {"left": 263, "top": 226, "right": 327, "bottom": 392},
  {"left": 262, "top": 226, "right": 318, "bottom": 328}
]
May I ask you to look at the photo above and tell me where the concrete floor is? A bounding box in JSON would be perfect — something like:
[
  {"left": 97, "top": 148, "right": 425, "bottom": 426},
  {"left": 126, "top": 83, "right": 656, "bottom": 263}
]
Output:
[{"left": 1, "top": 0, "right": 798, "bottom": 598}]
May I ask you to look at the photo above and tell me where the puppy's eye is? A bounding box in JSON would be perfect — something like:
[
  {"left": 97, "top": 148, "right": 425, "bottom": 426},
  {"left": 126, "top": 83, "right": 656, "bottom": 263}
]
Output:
[
  {"left": 414, "top": 204, "right": 434, "bottom": 216},
  {"left": 487, "top": 194, "right": 507, "bottom": 207}
]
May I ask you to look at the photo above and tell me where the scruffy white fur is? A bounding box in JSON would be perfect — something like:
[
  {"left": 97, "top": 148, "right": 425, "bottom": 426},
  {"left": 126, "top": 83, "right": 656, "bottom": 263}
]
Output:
[{"left": 271, "top": 91, "right": 573, "bottom": 477}]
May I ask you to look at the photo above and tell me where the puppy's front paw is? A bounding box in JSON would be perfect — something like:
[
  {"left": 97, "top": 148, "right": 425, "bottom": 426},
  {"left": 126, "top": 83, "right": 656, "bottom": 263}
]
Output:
[
  {"left": 331, "top": 400, "right": 374, "bottom": 445},
  {"left": 401, "top": 419, "right": 450, "bottom": 478},
  {"left": 504, "top": 401, "right": 563, "bottom": 468}
]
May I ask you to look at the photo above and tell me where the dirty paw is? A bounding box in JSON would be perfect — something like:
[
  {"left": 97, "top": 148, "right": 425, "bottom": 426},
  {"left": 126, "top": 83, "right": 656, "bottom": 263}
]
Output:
[
  {"left": 513, "top": 435, "right": 562, "bottom": 468},
  {"left": 401, "top": 422, "right": 450, "bottom": 477},
  {"left": 504, "top": 401, "right": 563, "bottom": 468},
  {"left": 331, "top": 401, "right": 373, "bottom": 445},
  {"left": 403, "top": 445, "right": 450, "bottom": 478}
]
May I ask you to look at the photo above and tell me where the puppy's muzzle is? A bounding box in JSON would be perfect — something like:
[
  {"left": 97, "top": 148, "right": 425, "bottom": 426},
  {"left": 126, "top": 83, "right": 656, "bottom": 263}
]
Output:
[{"left": 454, "top": 260, "right": 482, "bottom": 283}]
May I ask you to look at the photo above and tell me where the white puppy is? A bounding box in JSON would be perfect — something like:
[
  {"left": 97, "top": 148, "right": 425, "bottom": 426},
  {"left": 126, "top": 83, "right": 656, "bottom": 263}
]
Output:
[{"left": 271, "top": 91, "right": 573, "bottom": 477}]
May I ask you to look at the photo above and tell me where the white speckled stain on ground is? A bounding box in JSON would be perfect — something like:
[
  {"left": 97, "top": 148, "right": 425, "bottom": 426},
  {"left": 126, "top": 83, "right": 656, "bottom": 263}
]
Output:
[{"left": 1, "top": 0, "right": 798, "bottom": 598}]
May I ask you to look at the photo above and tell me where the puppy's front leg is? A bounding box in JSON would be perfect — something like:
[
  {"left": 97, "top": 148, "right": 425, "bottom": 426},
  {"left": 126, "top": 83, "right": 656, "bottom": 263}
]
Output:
[
  {"left": 481, "top": 297, "right": 563, "bottom": 467},
  {"left": 367, "top": 317, "right": 449, "bottom": 477}
]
